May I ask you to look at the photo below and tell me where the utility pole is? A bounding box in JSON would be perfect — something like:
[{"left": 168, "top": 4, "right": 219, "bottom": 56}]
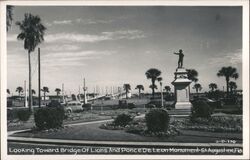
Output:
[
  {"left": 160, "top": 82, "right": 163, "bottom": 107},
  {"left": 78, "top": 85, "right": 81, "bottom": 101},
  {"left": 38, "top": 48, "right": 41, "bottom": 108},
  {"left": 83, "top": 78, "right": 87, "bottom": 104}
]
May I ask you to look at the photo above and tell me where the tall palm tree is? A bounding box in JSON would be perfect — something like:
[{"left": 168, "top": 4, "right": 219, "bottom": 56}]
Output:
[
  {"left": 135, "top": 85, "right": 144, "bottom": 98},
  {"left": 16, "top": 86, "right": 23, "bottom": 96},
  {"left": 55, "top": 88, "right": 61, "bottom": 96},
  {"left": 145, "top": 68, "right": 161, "bottom": 99},
  {"left": 217, "top": 66, "right": 239, "bottom": 95},
  {"left": 7, "top": 89, "right": 10, "bottom": 95},
  {"left": 16, "top": 13, "right": 46, "bottom": 112},
  {"left": 193, "top": 83, "right": 202, "bottom": 95},
  {"left": 229, "top": 81, "right": 237, "bottom": 94},
  {"left": 41, "top": 86, "right": 49, "bottom": 101},
  {"left": 6, "top": 5, "right": 14, "bottom": 31},
  {"left": 209, "top": 83, "right": 217, "bottom": 92},
  {"left": 187, "top": 69, "right": 198, "bottom": 82},
  {"left": 123, "top": 84, "right": 131, "bottom": 99}
]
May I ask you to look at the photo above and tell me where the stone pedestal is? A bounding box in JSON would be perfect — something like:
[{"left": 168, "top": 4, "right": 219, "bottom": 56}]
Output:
[{"left": 171, "top": 68, "right": 192, "bottom": 110}]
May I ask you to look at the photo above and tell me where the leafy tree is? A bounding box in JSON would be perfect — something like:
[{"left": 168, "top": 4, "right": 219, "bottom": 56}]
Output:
[
  {"left": 217, "top": 66, "right": 239, "bottom": 95},
  {"left": 145, "top": 68, "right": 161, "bottom": 99},
  {"left": 123, "top": 84, "right": 131, "bottom": 99},
  {"left": 71, "top": 94, "right": 76, "bottom": 101},
  {"left": 16, "top": 13, "right": 46, "bottom": 112},
  {"left": 193, "top": 83, "right": 202, "bottom": 94},
  {"left": 41, "top": 86, "right": 49, "bottom": 101},
  {"left": 187, "top": 69, "right": 198, "bottom": 82},
  {"left": 135, "top": 85, "right": 144, "bottom": 98},
  {"left": 55, "top": 88, "right": 61, "bottom": 96},
  {"left": 209, "top": 83, "right": 217, "bottom": 92},
  {"left": 229, "top": 81, "right": 237, "bottom": 94},
  {"left": 16, "top": 86, "right": 23, "bottom": 96},
  {"left": 6, "top": 5, "right": 14, "bottom": 31}
]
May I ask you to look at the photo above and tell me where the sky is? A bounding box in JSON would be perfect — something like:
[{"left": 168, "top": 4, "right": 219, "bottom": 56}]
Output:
[{"left": 7, "top": 6, "right": 242, "bottom": 96}]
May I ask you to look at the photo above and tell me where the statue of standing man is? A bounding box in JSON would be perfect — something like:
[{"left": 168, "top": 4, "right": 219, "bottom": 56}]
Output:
[{"left": 174, "top": 49, "right": 184, "bottom": 68}]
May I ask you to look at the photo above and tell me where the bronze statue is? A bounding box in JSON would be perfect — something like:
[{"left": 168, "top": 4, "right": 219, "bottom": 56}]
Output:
[{"left": 174, "top": 49, "right": 184, "bottom": 68}]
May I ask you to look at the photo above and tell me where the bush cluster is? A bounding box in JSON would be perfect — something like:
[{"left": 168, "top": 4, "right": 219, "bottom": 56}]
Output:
[
  {"left": 16, "top": 109, "right": 31, "bottom": 121},
  {"left": 145, "top": 109, "right": 170, "bottom": 132},
  {"left": 191, "top": 100, "right": 212, "bottom": 120},
  {"left": 34, "top": 105, "right": 64, "bottom": 130},
  {"left": 113, "top": 113, "right": 133, "bottom": 127}
]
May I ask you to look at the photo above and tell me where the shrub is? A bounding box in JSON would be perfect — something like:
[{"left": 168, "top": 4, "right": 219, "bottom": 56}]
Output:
[
  {"left": 48, "top": 100, "right": 61, "bottom": 108},
  {"left": 34, "top": 106, "right": 64, "bottom": 130},
  {"left": 145, "top": 109, "right": 170, "bottom": 132},
  {"left": 191, "top": 100, "right": 212, "bottom": 120},
  {"left": 128, "top": 103, "right": 135, "bottom": 109},
  {"left": 113, "top": 113, "right": 133, "bottom": 127},
  {"left": 16, "top": 109, "right": 31, "bottom": 121}
]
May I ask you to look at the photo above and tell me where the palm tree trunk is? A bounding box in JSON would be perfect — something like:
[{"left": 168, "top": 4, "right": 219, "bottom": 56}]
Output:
[
  {"left": 44, "top": 92, "right": 46, "bottom": 102},
  {"left": 126, "top": 90, "right": 128, "bottom": 99},
  {"left": 28, "top": 51, "right": 33, "bottom": 112},
  {"left": 139, "top": 89, "right": 141, "bottom": 99},
  {"left": 152, "top": 80, "right": 155, "bottom": 99},
  {"left": 226, "top": 77, "right": 229, "bottom": 97}
]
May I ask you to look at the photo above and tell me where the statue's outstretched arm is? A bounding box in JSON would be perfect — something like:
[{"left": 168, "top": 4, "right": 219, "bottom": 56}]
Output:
[{"left": 173, "top": 52, "right": 179, "bottom": 55}]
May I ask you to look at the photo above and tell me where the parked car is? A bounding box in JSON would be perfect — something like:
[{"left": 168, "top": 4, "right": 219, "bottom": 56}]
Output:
[
  {"left": 64, "top": 101, "right": 83, "bottom": 114},
  {"left": 191, "top": 97, "right": 224, "bottom": 108}
]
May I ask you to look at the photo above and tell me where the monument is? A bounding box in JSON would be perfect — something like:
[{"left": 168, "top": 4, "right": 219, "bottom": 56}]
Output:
[{"left": 172, "top": 49, "right": 192, "bottom": 111}]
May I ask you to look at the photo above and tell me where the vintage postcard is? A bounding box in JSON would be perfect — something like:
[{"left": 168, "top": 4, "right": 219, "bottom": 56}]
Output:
[{"left": 1, "top": 0, "right": 249, "bottom": 159}]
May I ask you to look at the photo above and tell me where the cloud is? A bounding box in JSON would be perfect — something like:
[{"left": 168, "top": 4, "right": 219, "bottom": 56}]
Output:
[
  {"left": 208, "top": 49, "right": 242, "bottom": 66},
  {"left": 42, "top": 50, "right": 115, "bottom": 68},
  {"left": 43, "top": 44, "right": 81, "bottom": 52},
  {"left": 53, "top": 20, "right": 72, "bottom": 24},
  {"left": 76, "top": 18, "right": 113, "bottom": 25},
  {"left": 45, "top": 30, "right": 145, "bottom": 43}
]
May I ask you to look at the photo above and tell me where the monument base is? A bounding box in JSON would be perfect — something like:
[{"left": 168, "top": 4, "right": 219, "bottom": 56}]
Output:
[{"left": 175, "top": 101, "right": 192, "bottom": 110}]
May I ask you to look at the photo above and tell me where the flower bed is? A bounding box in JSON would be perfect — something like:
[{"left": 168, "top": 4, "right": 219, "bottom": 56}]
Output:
[
  {"left": 100, "top": 118, "right": 180, "bottom": 137},
  {"left": 171, "top": 115, "right": 242, "bottom": 133}
]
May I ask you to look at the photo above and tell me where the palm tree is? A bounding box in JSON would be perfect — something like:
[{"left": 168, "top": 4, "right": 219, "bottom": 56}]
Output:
[
  {"left": 149, "top": 84, "right": 158, "bottom": 91},
  {"left": 145, "top": 68, "right": 161, "bottom": 99},
  {"left": 32, "top": 89, "right": 36, "bottom": 95},
  {"left": 217, "top": 66, "right": 239, "bottom": 95},
  {"left": 16, "top": 13, "right": 46, "bottom": 112},
  {"left": 55, "top": 88, "right": 61, "bottom": 96},
  {"left": 135, "top": 85, "right": 144, "bottom": 98},
  {"left": 164, "top": 86, "right": 171, "bottom": 93},
  {"left": 229, "top": 81, "right": 237, "bottom": 94},
  {"left": 7, "top": 89, "right": 10, "bottom": 95},
  {"left": 123, "top": 84, "right": 131, "bottom": 99},
  {"left": 41, "top": 86, "right": 49, "bottom": 101},
  {"left": 209, "top": 83, "right": 217, "bottom": 92},
  {"left": 187, "top": 69, "right": 198, "bottom": 82},
  {"left": 16, "top": 86, "right": 23, "bottom": 96},
  {"left": 6, "top": 5, "right": 14, "bottom": 31},
  {"left": 193, "top": 83, "right": 202, "bottom": 95}
]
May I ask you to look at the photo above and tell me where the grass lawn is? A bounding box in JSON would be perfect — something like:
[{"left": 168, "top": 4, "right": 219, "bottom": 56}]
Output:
[
  {"left": 7, "top": 108, "right": 147, "bottom": 131},
  {"left": 11, "top": 116, "right": 242, "bottom": 144}
]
